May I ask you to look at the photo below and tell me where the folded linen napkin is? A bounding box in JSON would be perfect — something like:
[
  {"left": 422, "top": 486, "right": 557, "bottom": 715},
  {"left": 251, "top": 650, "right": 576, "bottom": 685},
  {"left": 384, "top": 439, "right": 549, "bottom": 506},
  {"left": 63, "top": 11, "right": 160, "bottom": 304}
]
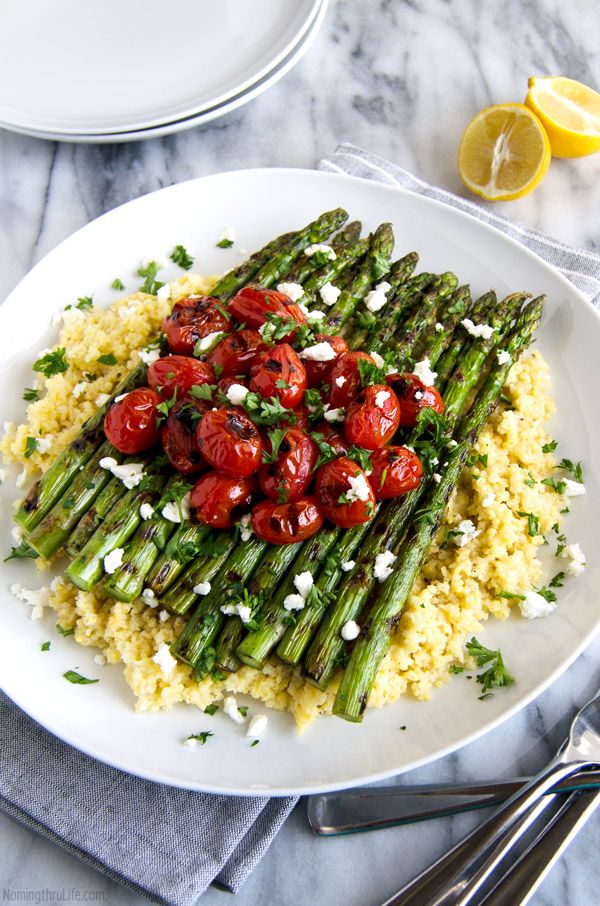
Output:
[{"left": 3, "top": 145, "right": 600, "bottom": 906}]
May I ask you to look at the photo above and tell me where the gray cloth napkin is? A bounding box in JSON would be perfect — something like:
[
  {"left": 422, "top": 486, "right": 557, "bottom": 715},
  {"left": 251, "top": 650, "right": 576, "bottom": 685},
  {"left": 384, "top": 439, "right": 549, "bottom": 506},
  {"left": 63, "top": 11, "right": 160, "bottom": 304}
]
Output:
[{"left": 3, "top": 144, "right": 600, "bottom": 906}]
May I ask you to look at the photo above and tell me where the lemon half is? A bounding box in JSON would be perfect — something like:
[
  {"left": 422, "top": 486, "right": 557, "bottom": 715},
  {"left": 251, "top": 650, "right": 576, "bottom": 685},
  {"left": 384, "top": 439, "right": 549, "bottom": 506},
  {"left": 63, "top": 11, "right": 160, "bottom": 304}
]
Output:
[{"left": 525, "top": 75, "right": 600, "bottom": 158}]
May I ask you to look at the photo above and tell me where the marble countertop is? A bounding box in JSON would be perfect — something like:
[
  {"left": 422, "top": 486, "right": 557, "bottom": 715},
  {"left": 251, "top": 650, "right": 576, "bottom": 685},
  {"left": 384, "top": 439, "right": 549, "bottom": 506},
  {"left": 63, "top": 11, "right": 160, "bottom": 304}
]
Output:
[{"left": 2, "top": 1, "right": 600, "bottom": 903}]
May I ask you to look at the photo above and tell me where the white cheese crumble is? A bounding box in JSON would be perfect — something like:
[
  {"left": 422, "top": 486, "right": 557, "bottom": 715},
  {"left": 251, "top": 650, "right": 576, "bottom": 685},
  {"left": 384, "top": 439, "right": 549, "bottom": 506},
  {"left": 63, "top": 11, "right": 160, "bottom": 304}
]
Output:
[
  {"left": 365, "top": 281, "right": 392, "bottom": 313},
  {"left": 72, "top": 382, "right": 87, "bottom": 399},
  {"left": 246, "top": 714, "right": 268, "bottom": 740},
  {"left": 447, "top": 439, "right": 458, "bottom": 449},
  {"left": 370, "top": 351, "right": 385, "bottom": 368},
  {"left": 481, "top": 492, "right": 496, "bottom": 507},
  {"left": 152, "top": 643, "right": 177, "bottom": 676},
  {"left": 453, "top": 519, "right": 480, "bottom": 547},
  {"left": 283, "top": 593, "right": 306, "bottom": 612},
  {"left": 277, "top": 282, "right": 304, "bottom": 302},
  {"left": 435, "top": 322, "right": 444, "bottom": 333},
  {"left": 95, "top": 393, "right": 110, "bottom": 407},
  {"left": 239, "top": 513, "right": 254, "bottom": 542},
  {"left": 99, "top": 458, "right": 146, "bottom": 490},
  {"left": 11, "top": 525, "right": 23, "bottom": 544},
  {"left": 432, "top": 473, "right": 442, "bottom": 484},
  {"left": 341, "top": 620, "right": 361, "bottom": 641},
  {"left": 218, "top": 226, "right": 236, "bottom": 245},
  {"left": 193, "top": 581, "right": 212, "bottom": 596},
  {"left": 319, "top": 282, "right": 342, "bottom": 306},
  {"left": 335, "top": 375, "right": 347, "bottom": 388},
  {"left": 157, "top": 283, "right": 171, "bottom": 302},
  {"left": 36, "top": 435, "right": 53, "bottom": 454},
  {"left": 159, "top": 610, "right": 170, "bottom": 623},
  {"left": 412, "top": 357, "right": 437, "bottom": 387},
  {"left": 374, "top": 549, "right": 397, "bottom": 582},
  {"left": 461, "top": 318, "right": 495, "bottom": 340},
  {"left": 300, "top": 342, "right": 337, "bottom": 362},
  {"left": 196, "top": 331, "right": 225, "bottom": 353},
  {"left": 183, "top": 737, "right": 197, "bottom": 749},
  {"left": 94, "top": 654, "right": 106, "bottom": 666},
  {"left": 226, "top": 383, "right": 249, "bottom": 406},
  {"left": 221, "top": 602, "right": 253, "bottom": 624},
  {"left": 103, "top": 548, "right": 124, "bottom": 574},
  {"left": 341, "top": 560, "right": 355, "bottom": 572},
  {"left": 305, "top": 243, "right": 336, "bottom": 260},
  {"left": 564, "top": 479, "right": 585, "bottom": 497},
  {"left": 306, "top": 309, "right": 326, "bottom": 323},
  {"left": 10, "top": 584, "right": 49, "bottom": 620},
  {"left": 162, "top": 492, "right": 191, "bottom": 523},
  {"left": 561, "top": 543, "right": 586, "bottom": 577},
  {"left": 497, "top": 350, "right": 512, "bottom": 365},
  {"left": 520, "top": 591, "right": 557, "bottom": 620},
  {"left": 141, "top": 588, "right": 158, "bottom": 607},
  {"left": 139, "top": 346, "right": 161, "bottom": 366},
  {"left": 323, "top": 407, "right": 345, "bottom": 423},
  {"left": 293, "top": 571, "right": 314, "bottom": 599},
  {"left": 16, "top": 469, "right": 27, "bottom": 488},
  {"left": 139, "top": 503, "right": 154, "bottom": 520},
  {"left": 374, "top": 390, "right": 390, "bottom": 409},
  {"left": 346, "top": 472, "right": 371, "bottom": 503},
  {"left": 223, "top": 695, "right": 246, "bottom": 724}
]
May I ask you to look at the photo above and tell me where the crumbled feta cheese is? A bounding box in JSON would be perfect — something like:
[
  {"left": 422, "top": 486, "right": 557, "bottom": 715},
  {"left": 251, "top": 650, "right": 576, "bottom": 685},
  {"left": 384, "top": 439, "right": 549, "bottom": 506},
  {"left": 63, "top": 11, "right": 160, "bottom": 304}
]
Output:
[
  {"left": 319, "top": 282, "right": 342, "bottom": 306},
  {"left": 277, "top": 282, "right": 304, "bottom": 302},
  {"left": 305, "top": 243, "right": 336, "bottom": 260},
  {"left": 183, "top": 737, "right": 197, "bottom": 748},
  {"left": 561, "top": 543, "right": 586, "bottom": 577},
  {"left": 11, "top": 525, "right": 23, "bottom": 544},
  {"left": 300, "top": 342, "right": 337, "bottom": 362},
  {"left": 141, "top": 254, "right": 168, "bottom": 270},
  {"left": 481, "top": 492, "right": 496, "bottom": 507},
  {"left": 453, "top": 519, "right": 480, "bottom": 547},
  {"left": 374, "top": 550, "right": 397, "bottom": 582},
  {"left": 221, "top": 602, "right": 253, "bottom": 624},
  {"left": 99, "top": 458, "right": 146, "bottom": 490},
  {"left": 11, "top": 584, "right": 49, "bottom": 617},
  {"left": 158, "top": 610, "right": 170, "bottom": 623},
  {"left": 157, "top": 283, "right": 171, "bottom": 302},
  {"left": 139, "top": 503, "right": 154, "bottom": 520},
  {"left": 374, "top": 390, "right": 390, "bottom": 409},
  {"left": 435, "top": 322, "right": 444, "bottom": 333},
  {"left": 152, "top": 643, "right": 177, "bottom": 676},
  {"left": 31, "top": 604, "right": 45, "bottom": 621},
  {"left": 365, "top": 281, "right": 392, "bottom": 313},
  {"left": 95, "top": 393, "right": 110, "bottom": 407},
  {"left": 239, "top": 513, "right": 254, "bottom": 542},
  {"left": 346, "top": 472, "right": 371, "bottom": 503},
  {"left": 246, "top": 714, "right": 268, "bottom": 740},
  {"left": 306, "top": 309, "right": 326, "bottom": 323},
  {"left": 497, "top": 350, "right": 512, "bottom": 365},
  {"left": 16, "top": 469, "right": 27, "bottom": 488},
  {"left": 196, "top": 331, "right": 225, "bottom": 353},
  {"left": 447, "top": 439, "right": 458, "bottom": 449},
  {"left": 223, "top": 695, "right": 246, "bottom": 724},
  {"left": 432, "top": 473, "right": 442, "bottom": 484},
  {"left": 370, "top": 351, "right": 384, "bottom": 368},
  {"left": 412, "top": 357, "right": 437, "bottom": 387},
  {"left": 294, "top": 571, "right": 314, "bottom": 599},
  {"left": 341, "top": 560, "right": 355, "bottom": 572},
  {"left": 142, "top": 588, "right": 157, "bottom": 607},
  {"left": 335, "top": 375, "right": 347, "bottom": 388},
  {"left": 37, "top": 435, "right": 53, "bottom": 454},
  {"left": 218, "top": 226, "right": 235, "bottom": 245},
  {"left": 162, "top": 492, "right": 191, "bottom": 523},
  {"left": 193, "top": 581, "right": 212, "bottom": 596},
  {"left": 414, "top": 390, "right": 424, "bottom": 401},
  {"left": 139, "top": 346, "right": 161, "bottom": 366},
  {"left": 283, "top": 593, "right": 306, "bottom": 611},
  {"left": 520, "top": 591, "right": 557, "bottom": 620},
  {"left": 103, "top": 548, "right": 124, "bottom": 574},
  {"left": 72, "top": 382, "right": 87, "bottom": 399},
  {"left": 94, "top": 654, "right": 106, "bottom": 666},
  {"left": 341, "top": 620, "right": 360, "bottom": 641},
  {"left": 461, "top": 318, "right": 495, "bottom": 340},
  {"left": 564, "top": 479, "right": 585, "bottom": 497},
  {"left": 226, "top": 383, "right": 249, "bottom": 406},
  {"left": 324, "top": 407, "right": 345, "bottom": 423}
]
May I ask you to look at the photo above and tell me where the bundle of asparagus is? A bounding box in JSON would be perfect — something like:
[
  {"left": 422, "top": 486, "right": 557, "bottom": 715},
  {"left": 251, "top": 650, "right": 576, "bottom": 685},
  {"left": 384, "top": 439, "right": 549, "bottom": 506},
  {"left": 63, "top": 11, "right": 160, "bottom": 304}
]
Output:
[{"left": 13, "top": 208, "right": 543, "bottom": 724}]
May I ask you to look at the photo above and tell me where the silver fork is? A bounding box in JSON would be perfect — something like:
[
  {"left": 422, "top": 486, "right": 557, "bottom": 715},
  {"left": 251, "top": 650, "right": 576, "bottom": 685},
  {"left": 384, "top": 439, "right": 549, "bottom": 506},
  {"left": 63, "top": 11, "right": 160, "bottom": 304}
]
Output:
[{"left": 380, "top": 685, "right": 600, "bottom": 906}]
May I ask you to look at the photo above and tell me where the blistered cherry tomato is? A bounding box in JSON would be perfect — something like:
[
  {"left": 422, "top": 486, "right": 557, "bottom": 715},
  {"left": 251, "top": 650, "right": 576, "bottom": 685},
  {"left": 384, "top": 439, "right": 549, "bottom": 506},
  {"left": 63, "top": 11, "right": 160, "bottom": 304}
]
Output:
[
  {"left": 148, "top": 355, "right": 215, "bottom": 400},
  {"left": 229, "top": 286, "right": 307, "bottom": 340},
  {"left": 251, "top": 496, "right": 324, "bottom": 545},
  {"left": 196, "top": 408, "right": 262, "bottom": 477},
  {"left": 104, "top": 387, "right": 161, "bottom": 454},
  {"left": 328, "top": 351, "right": 375, "bottom": 408},
  {"left": 312, "top": 420, "right": 348, "bottom": 456},
  {"left": 216, "top": 375, "right": 248, "bottom": 406},
  {"left": 369, "top": 445, "right": 424, "bottom": 499},
  {"left": 344, "top": 384, "right": 401, "bottom": 450},
  {"left": 302, "top": 334, "right": 349, "bottom": 388},
  {"left": 190, "top": 473, "right": 256, "bottom": 528},
  {"left": 249, "top": 343, "right": 307, "bottom": 408},
  {"left": 385, "top": 373, "right": 444, "bottom": 427},
  {"left": 161, "top": 401, "right": 206, "bottom": 475},
  {"left": 162, "top": 295, "right": 232, "bottom": 355},
  {"left": 258, "top": 428, "right": 318, "bottom": 502},
  {"left": 314, "top": 456, "right": 376, "bottom": 528},
  {"left": 206, "top": 329, "right": 264, "bottom": 377}
]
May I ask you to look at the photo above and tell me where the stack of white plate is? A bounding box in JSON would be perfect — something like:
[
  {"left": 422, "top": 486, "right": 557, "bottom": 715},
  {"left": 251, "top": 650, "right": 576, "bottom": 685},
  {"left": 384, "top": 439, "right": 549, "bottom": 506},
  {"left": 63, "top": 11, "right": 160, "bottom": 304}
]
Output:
[{"left": 0, "top": 0, "right": 328, "bottom": 143}]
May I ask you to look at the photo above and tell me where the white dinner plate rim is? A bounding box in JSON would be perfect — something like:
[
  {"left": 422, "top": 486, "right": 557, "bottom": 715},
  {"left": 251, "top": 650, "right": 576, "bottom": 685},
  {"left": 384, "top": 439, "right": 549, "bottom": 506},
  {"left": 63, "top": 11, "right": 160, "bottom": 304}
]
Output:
[{"left": 1, "top": 167, "right": 598, "bottom": 796}]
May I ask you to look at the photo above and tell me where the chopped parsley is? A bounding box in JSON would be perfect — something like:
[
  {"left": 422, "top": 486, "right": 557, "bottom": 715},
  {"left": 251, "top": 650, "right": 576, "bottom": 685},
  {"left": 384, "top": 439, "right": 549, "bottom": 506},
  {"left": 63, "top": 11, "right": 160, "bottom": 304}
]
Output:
[
  {"left": 242, "top": 393, "right": 290, "bottom": 426},
  {"left": 541, "top": 476, "right": 567, "bottom": 494},
  {"left": 439, "top": 528, "right": 464, "bottom": 549},
  {"left": 542, "top": 440, "right": 558, "bottom": 454},
  {"left": 346, "top": 446, "right": 373, "bottom": 472},
  {"left": 449, "top": 664, "right": 464, "bottom": 674},
  {"left": 250, "top": 739, "right": 260, "bottom": 747},
  {"left": 494, "top": 589, "right": 526, "bottom": 601},
  {"left": 204, "top": 703, "right": 219, "bottom": 716},
  {"left": 33, "top": 347, "right": 68, "bottom": 377},
  {"left": 467, "top": 452, "right": 488, "bottom": 469},
  {"left": 97, "top": 353, "right": 117, "bottom": 366},
  {"left": 137, "top": 260, "right": 165, "bottom": 295},
  {"left": 261, "top": 427, "right": 288, "bottom": 464},
  {"left": 309, "top": 432, "right": 337, "bottom": 469},
  {"left": 259, "top": 313, "right": 297, "bottom": 344},
  {"left": 189, "top": 383, "right": 216, "bottom": 401},
  {"left": 56, "top": 624, "right": 75, "bottom": 637},
  {"left": 558, "top": 458, "right": 584, "bottom": 484},
  {"left": 111, "top": 278, "right": 125, "bottom": 291},
  {"left": 238, "top": 705, "right": 249, "bottom": 718},
  {"left": 357, "top": 357, "right": 387, "bottom": 387},
  {"left": 465, "top": 637, "right": 515, "bottom": 694},
  {"left": 75, "top": 295, "right": 94, "bottom": 311},
  {"left": 4, "top": 542, "right": 38, "bottom": 562},
  {"left": 24, "top": 437, "right": 38, "bottom": 458},
  {"left": 304, "top": 388, "right": 326, "bottom": 422},
  {"left": 23, "top": 387, "right": 39, "bottom": 401},
  {"left": 40, "top": 641, "right": 51, "bottom": 652},
  {"left": 170, "top": 244, "right": 194, "bottom": 270},
  {"left": 524, "top": 472, "right": 537, "bottom": 488},
  {"left": 216, "top": 237, "right": 234, "bottom": 249},
  {"left": 186, "top": 731, "right": 214, "bottom": 745},
  {"left": 517, "top": 510, "right": 540, "bottom": 537},
  {"left": 63, "top": 670, "right": 98, "bottom": 685}
]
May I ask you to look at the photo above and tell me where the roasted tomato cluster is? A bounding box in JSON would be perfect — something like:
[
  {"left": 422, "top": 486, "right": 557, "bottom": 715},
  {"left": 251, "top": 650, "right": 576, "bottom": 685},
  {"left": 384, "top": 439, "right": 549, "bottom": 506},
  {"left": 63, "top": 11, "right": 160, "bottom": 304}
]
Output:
[{"left": 103, "top": 287, "right": 444, "bottom": 545}]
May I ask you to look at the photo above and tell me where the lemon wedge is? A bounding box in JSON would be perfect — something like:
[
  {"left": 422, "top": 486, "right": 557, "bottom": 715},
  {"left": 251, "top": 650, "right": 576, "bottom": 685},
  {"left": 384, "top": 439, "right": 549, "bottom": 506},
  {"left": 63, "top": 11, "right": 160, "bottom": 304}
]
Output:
[
  {"left": 458, "top": 103, "right": 551, "bottom": 201},
  {"left": 525, "top": 76, "right": 600, "bottom": 158}
]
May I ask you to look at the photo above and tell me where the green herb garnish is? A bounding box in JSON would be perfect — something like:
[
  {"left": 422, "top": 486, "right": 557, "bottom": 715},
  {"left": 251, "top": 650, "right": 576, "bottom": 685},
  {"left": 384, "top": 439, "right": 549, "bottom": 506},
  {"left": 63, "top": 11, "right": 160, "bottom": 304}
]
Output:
[
  {"left": 33, "top": 347, "right": 68, "bottom": 378},
  {"left": 137, "top": 260, "right": 165, "bottom": 295},
  {"left": 4, "top": 542, "right": 39, "bottom": 562},
  {"left": 170, "top": 244, "right": 194, "bottom": 270},
  {"left": 111, "top": 278, "right": 125, "bottom": 291},
  {"left": 24, "top": 437, "right": 38, "bottom": 458},
  {"left": 517, "top": 510, "right": 540, "bottom": 537},
  {"left": 97, "top": 353, "right": 117, "bottom": 366},
  {"left": 186, "top": 731, "right": 214, "bottom": 745},
  {"left": 23, "top": 388, "right": 39, "bottom": 401},
  {"left": 56, "top": 624, "right": 75, "bottom": 637},
  {"left": 41, "top": 641, "right": 51, "bottom": 652},
  {"left": 542, "top": 440, "right": 558, "bottom": 454},
  {"left": 63, "top": 670, "right": 98, "bottom": 685},
  {"left": 465, "top": 637, "right": 515, "bottom": 693}
]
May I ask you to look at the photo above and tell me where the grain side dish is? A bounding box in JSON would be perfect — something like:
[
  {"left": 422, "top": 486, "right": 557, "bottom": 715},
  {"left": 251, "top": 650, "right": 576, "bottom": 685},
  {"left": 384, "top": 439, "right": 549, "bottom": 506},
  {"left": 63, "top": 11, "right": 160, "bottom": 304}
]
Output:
[{"left": 2, "top": 211, "right": 587, "bottom": 734}]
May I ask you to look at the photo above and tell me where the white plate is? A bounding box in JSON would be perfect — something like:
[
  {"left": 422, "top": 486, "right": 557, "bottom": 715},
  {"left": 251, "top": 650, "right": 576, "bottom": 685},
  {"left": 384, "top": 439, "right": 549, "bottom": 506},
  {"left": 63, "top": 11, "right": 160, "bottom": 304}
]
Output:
[
  {"left": 0, "top": 169, "right": 598, "bottom": 796},
  {"left": 0, "top": 0, "right": 320, "bottom": 135},
  {"left": 0, "top": 0, "right": 327, "bottom": 145}
]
